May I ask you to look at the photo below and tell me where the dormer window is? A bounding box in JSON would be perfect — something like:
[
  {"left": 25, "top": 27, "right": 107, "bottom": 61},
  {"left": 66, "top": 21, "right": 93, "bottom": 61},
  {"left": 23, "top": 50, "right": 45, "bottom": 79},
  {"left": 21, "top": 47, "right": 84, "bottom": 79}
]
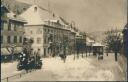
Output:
[
  {"left": 34, "top": 7, "right": 37, "bottom": 12},
  {"left": 14, "top": 15, "right": 17, "bottom": 18},
  {"left": 23, "top": 8, "right": 26, "bottom": 11}
]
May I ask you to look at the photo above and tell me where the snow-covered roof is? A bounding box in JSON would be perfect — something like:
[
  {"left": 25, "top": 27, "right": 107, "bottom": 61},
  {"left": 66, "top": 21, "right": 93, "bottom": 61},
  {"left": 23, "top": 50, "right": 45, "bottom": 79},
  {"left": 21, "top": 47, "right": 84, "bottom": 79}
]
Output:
[
  {"left": 20, "top": 5, "right": 45, "bottom": 25},
  {"left": 7, "top": 11, "right": 15, "bottom": 18},
  {"left": 86, "top": 37, "right": 95, "bottom": 43},
  {"left": 7, "top": 11, "right": 26, "bottom": 22},
  {"left": 70, "top": 28, "right": 76, "bottom": 33},
  {"left": 49, "top": 20, "right": 59, "bottom": 23},
  {"left": 20, "top": 5, "right": 63, "bottom": 25},
  {"left": 76, "top": 32, "right": 80, "bottom": 36}
]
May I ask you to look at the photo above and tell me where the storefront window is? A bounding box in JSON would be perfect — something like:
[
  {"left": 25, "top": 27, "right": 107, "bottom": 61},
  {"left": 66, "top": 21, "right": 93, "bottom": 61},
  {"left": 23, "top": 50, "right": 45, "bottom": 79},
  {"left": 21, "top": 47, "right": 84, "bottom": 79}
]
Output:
[
  {"left": 7, "top": 36, "right": 11, "bottom": 43},
  {"left": 14, "top": 36, "right": 17, "bottom": 43}
]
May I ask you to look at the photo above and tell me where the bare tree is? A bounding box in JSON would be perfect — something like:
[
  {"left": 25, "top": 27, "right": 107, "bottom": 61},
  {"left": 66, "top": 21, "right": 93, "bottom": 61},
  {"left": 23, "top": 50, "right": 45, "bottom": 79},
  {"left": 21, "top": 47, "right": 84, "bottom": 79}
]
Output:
[{"left": 103, "top": 29, "right": 123, "bottom": 61}]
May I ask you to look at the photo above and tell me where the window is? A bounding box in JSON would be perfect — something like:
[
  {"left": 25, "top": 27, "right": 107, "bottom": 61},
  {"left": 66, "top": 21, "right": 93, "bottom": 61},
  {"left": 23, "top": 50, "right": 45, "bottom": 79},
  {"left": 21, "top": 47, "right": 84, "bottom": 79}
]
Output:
[
  {"left": 34, "top": 7, "right": 37, "bottom": 12},
  {"left": 14, "top": 36, "right": 17, "bottom": 43},
  {"left": 19, "top": 36, "right": 22, "bottom": 43},
  {"left": 8, "top": 22, "right": 11, "bottom": 31},
  {"left": 14, "top": 23, "right": 17, "bottom": 31},
  {"left": 1, "top": 21, "right": 8, "bottom": 30},
  {"left": 31, "top": 38, "right": 34, "bottom": 43},
  {"left": 1, "top": 36, "right": 3, "bottom": 43},
  {"left": 48, "top": 29, "right": 50, "bottom": 33},
  {"left": 7, "top": 36, "right": 11, "bottom": 43},
  {"left": 37, "top": 29, "right": 42, "bottom": 34},
  {"left": 37, "top": 38, "right": 41, "bottom": 44},
  {"left": 44, "top": 29, "right": 47, "bottom": 32},
  {"left": 44, "top": 37, "right": 46, "bottom": 44},
  {"left": 51, "top": 29, "right": 53, "bottom": 33},
  {"left": 23, "top": 38, "right": 27, "bottom": 44}
]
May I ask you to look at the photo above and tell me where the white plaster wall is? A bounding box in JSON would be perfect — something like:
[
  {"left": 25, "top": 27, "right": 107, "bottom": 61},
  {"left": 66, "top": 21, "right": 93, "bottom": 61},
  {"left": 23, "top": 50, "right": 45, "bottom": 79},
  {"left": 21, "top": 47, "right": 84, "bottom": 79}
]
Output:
[{"left": 24, "top": 25, "right": 44, "bottom": 56}]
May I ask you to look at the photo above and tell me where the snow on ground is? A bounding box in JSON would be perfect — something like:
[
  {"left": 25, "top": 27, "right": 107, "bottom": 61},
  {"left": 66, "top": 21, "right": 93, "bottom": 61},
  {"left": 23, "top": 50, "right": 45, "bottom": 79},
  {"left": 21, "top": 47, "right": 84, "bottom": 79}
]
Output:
[
  {"left": 1, "top": 61, "right": 24, "bottom": 79},
  {"left": 12, "top": 53, "right": 125, "bottom": 81},
  {"left": 42, "top": 56, "right": 95, "bottom": 81}
]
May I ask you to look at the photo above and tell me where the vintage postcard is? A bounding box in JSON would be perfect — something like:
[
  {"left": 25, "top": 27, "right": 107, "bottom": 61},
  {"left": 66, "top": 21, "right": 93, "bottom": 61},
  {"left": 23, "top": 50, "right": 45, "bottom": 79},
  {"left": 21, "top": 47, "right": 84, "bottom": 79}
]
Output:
[{"left": 1, "top": 0, "right": 128, "bottom": 81}]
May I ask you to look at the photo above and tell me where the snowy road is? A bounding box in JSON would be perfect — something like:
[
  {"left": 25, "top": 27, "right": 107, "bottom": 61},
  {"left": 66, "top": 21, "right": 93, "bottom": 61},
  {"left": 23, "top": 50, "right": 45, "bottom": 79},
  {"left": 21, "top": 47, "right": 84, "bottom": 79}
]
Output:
[
  {"left": 1, "top": 62, "right": 24, "bottom": 79},
  {"left": 11, "top": 53, "right": 125, "bottom": 81}
]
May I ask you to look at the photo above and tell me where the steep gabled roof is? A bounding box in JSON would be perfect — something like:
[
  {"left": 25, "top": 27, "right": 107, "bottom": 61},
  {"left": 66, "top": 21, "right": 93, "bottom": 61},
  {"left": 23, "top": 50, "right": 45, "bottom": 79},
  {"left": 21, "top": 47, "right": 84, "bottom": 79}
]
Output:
[
  {"left": 20, "top": 5, "right": 59, "bottom": 25},
  {"left": 59, "top": 16, "right": 69, "bottom": 25},
  {"left": 7, "top": 11, "right": 26, "bottom": 22},
  {"left": 20, "top": 5, "right": 45, "bottom": 25}
]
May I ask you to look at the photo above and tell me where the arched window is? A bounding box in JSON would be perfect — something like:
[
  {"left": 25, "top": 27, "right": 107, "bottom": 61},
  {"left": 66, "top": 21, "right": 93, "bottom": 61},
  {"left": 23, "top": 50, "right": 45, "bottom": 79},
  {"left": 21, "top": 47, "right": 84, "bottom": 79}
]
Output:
[{"left": 34, "top": 7, "right": 37, "bottom": 12}]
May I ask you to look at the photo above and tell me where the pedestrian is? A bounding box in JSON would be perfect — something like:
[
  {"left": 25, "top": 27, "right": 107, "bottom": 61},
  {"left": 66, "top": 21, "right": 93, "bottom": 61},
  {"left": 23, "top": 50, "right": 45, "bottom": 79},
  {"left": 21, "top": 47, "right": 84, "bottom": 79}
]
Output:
[
  {"left": 76, "top": 48, "right": 79, "bottom": 59},
  {"left": 30, "top": 48, "right": 33, "bottom": 56}
]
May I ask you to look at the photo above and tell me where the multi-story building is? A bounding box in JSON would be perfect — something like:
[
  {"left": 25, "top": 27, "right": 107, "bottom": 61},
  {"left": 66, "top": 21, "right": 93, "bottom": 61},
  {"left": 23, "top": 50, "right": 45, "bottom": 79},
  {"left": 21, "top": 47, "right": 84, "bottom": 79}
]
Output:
[
  {"left": 20, "top": 5, "right": 76, "bottom": 57},
  {"left": 43, "top": 20, "right": 73, "bottom": 57},
  {"left": 1, "top": 5, "right": 26, "bottom": 62},
  {"left": 20, "top": 5, "right": 45, "bottom": 57}
]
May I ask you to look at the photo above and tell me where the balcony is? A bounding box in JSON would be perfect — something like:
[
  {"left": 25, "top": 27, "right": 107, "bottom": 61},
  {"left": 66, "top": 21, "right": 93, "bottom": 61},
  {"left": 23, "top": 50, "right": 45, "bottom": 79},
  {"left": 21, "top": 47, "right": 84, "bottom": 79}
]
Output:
[{"left": 44, "top": 21, "right": 65, "bottom": 29}]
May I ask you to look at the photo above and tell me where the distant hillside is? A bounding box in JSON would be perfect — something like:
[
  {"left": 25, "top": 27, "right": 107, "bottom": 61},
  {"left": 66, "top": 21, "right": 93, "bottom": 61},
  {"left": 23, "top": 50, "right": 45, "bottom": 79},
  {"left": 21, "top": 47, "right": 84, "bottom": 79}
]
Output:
[
  {"left": 88, "top": 31, "right": 106, "bottom": 43},
  {"left": 1, "top": 0, "right": 30, "bottom": 14},
  {"left": 88, "top": 29, "right": 123, "bottom": 43}
]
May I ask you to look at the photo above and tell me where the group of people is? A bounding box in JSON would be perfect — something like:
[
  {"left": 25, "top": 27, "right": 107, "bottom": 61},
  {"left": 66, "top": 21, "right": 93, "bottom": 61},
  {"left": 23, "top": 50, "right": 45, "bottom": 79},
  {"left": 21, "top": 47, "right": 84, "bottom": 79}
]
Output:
[{"left": 17, "top": 48, "right": 42, "bottom": 71}]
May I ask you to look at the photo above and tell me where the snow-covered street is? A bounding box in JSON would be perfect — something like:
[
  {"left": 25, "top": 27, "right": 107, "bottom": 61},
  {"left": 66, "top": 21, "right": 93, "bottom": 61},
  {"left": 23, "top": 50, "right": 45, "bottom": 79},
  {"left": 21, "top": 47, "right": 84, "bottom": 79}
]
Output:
[
  {"left": 1, "top": 62, "right": 24, "bottom": 79},
  {"left": 5, "top": 53, "right": 124, "bottom": 81}
]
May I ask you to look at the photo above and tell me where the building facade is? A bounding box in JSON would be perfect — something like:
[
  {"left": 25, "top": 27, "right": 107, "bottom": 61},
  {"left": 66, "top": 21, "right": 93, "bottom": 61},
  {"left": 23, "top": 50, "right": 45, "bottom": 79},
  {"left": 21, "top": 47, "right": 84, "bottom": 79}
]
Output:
[
  {"left": 1, "top": 5, "right": 26, "bottom": 62},
  {"left": 43, "top": 20, "right": 75, "bottom": 57},
  {"left": 20, "top": 5, "right": 44, "bottom": 57},
  {"left": 20, "top": 5, "right": 77, "bottom": 57}
]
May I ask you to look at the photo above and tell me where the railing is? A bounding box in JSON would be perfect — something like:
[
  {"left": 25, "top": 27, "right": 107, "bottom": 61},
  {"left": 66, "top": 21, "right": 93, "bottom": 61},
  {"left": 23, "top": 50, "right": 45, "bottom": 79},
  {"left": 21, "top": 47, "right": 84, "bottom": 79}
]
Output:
[
  {"left": 1, "top": 70, "right": 37, "bottom": 82},
  {"left": 44, "top": 21, "right": 65, "bottom": 29}
]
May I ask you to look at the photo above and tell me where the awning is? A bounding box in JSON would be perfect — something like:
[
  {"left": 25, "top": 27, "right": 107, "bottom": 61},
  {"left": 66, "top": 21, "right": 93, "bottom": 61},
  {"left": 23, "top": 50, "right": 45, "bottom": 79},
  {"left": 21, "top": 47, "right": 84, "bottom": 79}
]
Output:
[
  {"left": 92, "top": 43, "right": 104, "bottom": 47},
  {"left": 1, "top": 47, "right": 23, "bottom": 55},
  {"left": 15, "top": 47, "right": 23, "bottom": 54},
  {"left": 1, "top": 48, "right": 11, "bottom": 55}
]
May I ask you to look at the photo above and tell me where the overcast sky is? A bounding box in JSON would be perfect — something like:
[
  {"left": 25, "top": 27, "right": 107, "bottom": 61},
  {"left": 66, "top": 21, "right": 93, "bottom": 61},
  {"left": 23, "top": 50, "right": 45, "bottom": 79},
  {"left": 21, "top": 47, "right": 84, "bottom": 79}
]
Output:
[{"left": 17, "top": 0, "right": 127, "bottom": 33}]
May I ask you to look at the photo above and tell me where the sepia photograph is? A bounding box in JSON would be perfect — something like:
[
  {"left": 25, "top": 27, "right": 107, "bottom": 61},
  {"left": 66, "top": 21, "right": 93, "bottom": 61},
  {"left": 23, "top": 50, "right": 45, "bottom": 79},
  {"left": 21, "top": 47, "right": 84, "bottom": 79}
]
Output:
[{"left": 1, "top": 0, "right": 128, "bottom": 81}]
